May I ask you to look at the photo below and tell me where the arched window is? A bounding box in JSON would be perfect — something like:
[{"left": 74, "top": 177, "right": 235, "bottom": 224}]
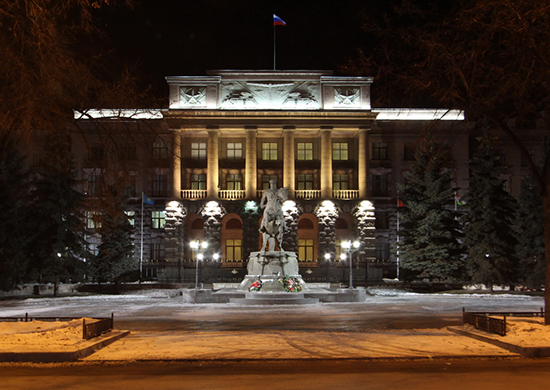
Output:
[{"left": 226, "top": 218, "right": 242, "bottom": 229}]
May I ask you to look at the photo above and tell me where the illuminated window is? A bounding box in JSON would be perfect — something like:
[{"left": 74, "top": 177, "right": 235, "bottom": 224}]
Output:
[
  {"left": 225, "top": 239, "right": 242, "bottom": 261},
  {"left": 226, "top": 174, "right": 243, "bottom": 190},
  {"left": 372, "top": 142, "right": 388, "bottom": 160},
  {"left": 125, "top": 211, "right": 135, "bottom": 226},
  {"left": 151, "top": 211, "right": 166, "bottom": 229},
  {"left": 296, "top": 174, "right": 314, "bottom": 190},
  {"left": 152, "top": 142, "right": 169, "bottom": 160},
  {"left": 191, "top": 142, "right": 207, "bottom": 159},
  {"left": 298, "top": 239, "right": 314, "bottom": 261},
  {"left": 332, "top": 143, "right": 348, "bottom": 160},
  {"left": 86, "top": 211, "right": 102, "bottom": 229},
  {"left": 372, "top": 174, "right": 388, "bottom": 197},
  {"left": 227, "top": 142, "right": 243, "bottom": 159},
  {"left": 297, "top": 143, "right": 313, "bottom": 160},
  {"left": 152, "top": 174, "right": 168, "bottom": 197},
  {"left": 191, "top": 174, "right": 206, "bottom": 190},
  {"left": 261, "top": 175, "right": 278, "bottom": 190},
  {"left": 333, "top": 174, "right": 349, "bottom": 190},
  {"left": 262, "top": 143, "right": 278, "bottom": 160}
]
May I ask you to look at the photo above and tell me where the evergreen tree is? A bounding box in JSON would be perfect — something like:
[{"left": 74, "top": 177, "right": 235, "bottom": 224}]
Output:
[
  {"left": 463, "top": 137, "right": 519, "bottom": 289},
  {"left": 27, "top": 135, "right": 87, "bottom": 295},
  {"left": 89, "top": 187, "right": 136, "bottom": 289},
  {"left": 517, "top": 178, "right": 545, "bottom": 289},
  {"left": 0, "top": 142, "right": 31, "bottom": 290},
  {"left": 398, "top": 135, "right": 464, "bottom": 282}
]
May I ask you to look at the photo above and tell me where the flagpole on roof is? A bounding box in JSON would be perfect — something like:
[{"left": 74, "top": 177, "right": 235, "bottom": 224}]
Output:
[
  {"left": 140, "top": 192, "right": 144, "bottom": 283},
  {"left": 273, "top": 17, "right": 277, "bottom": 70}
]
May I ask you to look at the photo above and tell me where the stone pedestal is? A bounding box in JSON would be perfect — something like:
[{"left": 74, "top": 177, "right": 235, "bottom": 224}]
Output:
[{"left": 237, "top": 251, "right": 307, "bottom": 293}]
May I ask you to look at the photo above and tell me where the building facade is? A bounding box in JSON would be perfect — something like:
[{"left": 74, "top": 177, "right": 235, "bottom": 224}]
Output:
[{"left": 73, "top": 70, "right": 472, "bottom": 285}]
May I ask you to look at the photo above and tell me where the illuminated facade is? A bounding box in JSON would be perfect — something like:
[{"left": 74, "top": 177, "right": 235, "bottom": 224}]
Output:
[{"left": 73, "top": 70, "right": 470, "bottom": 285}]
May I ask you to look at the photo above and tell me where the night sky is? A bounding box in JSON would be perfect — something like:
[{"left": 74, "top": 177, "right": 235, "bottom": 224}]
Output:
[{"left": 99, "top": 0, "right": 389, "bottom": 98}]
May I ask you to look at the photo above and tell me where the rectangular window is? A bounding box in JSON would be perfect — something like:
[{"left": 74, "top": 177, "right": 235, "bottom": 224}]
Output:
[
  {"left": 404, "top": 144, "right": 415, "bottom": 161},
  {"left": 191, "top": 142, "right": 207, "bottom": 159},
  {"left": 298, "top": 239, "right": 314, "bottom": 261},
  {"left": 152, "top": 174, "right": 168, "bottom": 197},
  {"left": 372, "top": 142, "right": 388, "bottom": 160},
  {"left": 87, "top": 174, "right": 102, "bottom": 196},
  {"left": 296, "top": 174, "right": 314, "bottom": 190},
  {"left": 125, "top": 211, "right": 136, "bottom": 226},
  {"left": 226, "top": 174, "right": 243, "bottom": 190},
  {"left": 262, "top": 143, "right": 278, "bottom": 160},
  {"left": 151, "top": 211, "right": 166, "bottom": 229},
  {"left": 191, "top": 174, "right": 207, "bottom": 190},
  {"left": 297, "top": 142, "right": 313, "bottom": 160},
  {"left": 375, "top": 243, "right": 390, "bottom": 261},
  {"left": 152, "top": 141, "right": 169, "bottom": 160},
  {"left": 150, "top": 242, "right": 165, "bottom": 262},
  {"left": 332, "top": 143, "right": 349, "bottom": 161},
  {"left": 86, "top": 211, "right": 102, "bottom": 229},
  {"left": 225, "top": 239, "right": 242, "bottom": 261},
  {"left": 332, "top": 174, "right": 349, "bottom": 190},
  {"left": 372, "top": 174, "right": 388, "bottom": 197},
  {"left": 227, "top": 142, "right": 243, "bottom": 159},
  {"left": 261, "top": 174, "right": 278, "bottom": 190},
  {"left": 86, "top": 235, "right": 100, "bottom": 256}
]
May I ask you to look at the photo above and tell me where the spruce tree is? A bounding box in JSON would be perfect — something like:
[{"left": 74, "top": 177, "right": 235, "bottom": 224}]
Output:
[
  {"left": 516, "top": 178, "right": 545, "bottom": 289},
  {"left": 463, "top": 137, "right": 519, "bottom": 289},
  {"left": 0, "top": 142, "right": 31, "bottom": 290},
  {"left": 89, "top": 187, "right": 136, "bottom": 289},
  {"left": 398, "top": 135, "right": 464, "bottom": 282},
  {"left": 27, "top": 135, "right": 87, "bottom": 295}
]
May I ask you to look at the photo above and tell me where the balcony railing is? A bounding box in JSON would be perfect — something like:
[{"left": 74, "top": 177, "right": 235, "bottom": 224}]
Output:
[
  {"left": 294, "top": 190, "right": 321, "bottom": 200},
  {"left": 180, "top": 189, "right": 208, "bottom": 199},
  {"left": 332, "top": 190, "right": 359, "bottom": 200},
  {"left": 218, "top": 190, "right": 246, "bottom": 200}
]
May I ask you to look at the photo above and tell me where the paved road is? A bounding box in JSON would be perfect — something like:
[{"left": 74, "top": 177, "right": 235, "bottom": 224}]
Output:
[{"left": 2, "top": 359, "right": 550, "bottom": 390}]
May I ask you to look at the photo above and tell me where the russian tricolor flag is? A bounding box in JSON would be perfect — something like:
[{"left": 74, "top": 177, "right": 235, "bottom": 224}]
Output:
[{"left": 273, "top": 14, "right": 286, "bottom": 26}]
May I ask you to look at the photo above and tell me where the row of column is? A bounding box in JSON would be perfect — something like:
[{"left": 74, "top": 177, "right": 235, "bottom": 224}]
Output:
[{"left": 172, "top": 128, "right": 370, "bottom": 199}]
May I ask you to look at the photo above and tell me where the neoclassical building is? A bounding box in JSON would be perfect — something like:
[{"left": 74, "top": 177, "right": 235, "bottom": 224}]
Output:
[{"left": 73, "top": 70, "right": 470, "bottom": 285}]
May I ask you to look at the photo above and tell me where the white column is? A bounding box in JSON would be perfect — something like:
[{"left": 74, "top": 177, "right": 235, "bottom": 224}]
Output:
[
  {"left": 320, "top": 128, "right": 333, "bottom": 198},
  {"left": 358, "top": 129, "right": 369, "bottom": 198},
  {"left": 283, "top": 129, "right": 295, "bottom": 194},
  {"left": 245, "top": 128, "right": 257, "bottom": 198},
  {"left": 172, "top": 131, "right": 181, "bottom": 199},
  {"left": 207, "top": 129, "right": 219, "bottom": 198}
]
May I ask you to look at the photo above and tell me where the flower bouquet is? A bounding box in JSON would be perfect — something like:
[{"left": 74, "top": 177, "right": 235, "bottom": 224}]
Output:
[
  {"left": 280, "top": 275, "right": 302, "bottom": 292},
  {"left": 249, "top": 279, "right": 263, "bottom": 292}
]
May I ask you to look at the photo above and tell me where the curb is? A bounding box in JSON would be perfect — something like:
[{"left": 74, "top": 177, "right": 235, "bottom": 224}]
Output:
[
  {"left": 0, "top": 330, "right": 130, "bottom": 363},
  {"left": 447, "top": 326, "right": 550, "bottom": 358}
]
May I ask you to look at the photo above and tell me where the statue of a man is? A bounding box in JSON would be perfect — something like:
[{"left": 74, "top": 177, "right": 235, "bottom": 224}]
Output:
[{"left": 259, "top": 180, "right": 288, "bottom": 252}]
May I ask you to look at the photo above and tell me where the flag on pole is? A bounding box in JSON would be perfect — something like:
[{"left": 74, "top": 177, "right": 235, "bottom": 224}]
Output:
[
  {"left": 455, "top": 195, "right": 465, "bottom": 206},
  {"left": 397, "top": 199, "right": 405, "bottom": 207},
  {"left": 143, "top": 193, "right": 155, "bottom": 205},
  {"left": 273, "top": 14, "right": 286, "bottom": 26}
]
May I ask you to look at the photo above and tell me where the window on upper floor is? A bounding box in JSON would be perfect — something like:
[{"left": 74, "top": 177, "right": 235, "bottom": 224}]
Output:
[
  {"left": 86, "top": 211, "right": 102, "bottom": 230},
  {"left": 372, "top": 174, "right": 389, "bottom": 197},
  {"left": 152, "top": 174, "right": 169, "bottom": 197},
  {"left": 152, "top": 141, "right": 169, "bottom": 160},
  {"left": 87, "top": 173, "right": 102, "bottom": 196},
  {"left": 296, "top": 174, "right": 314, "bottom": 190},
  {"left": 262, "top": 142, "right": 278, "bottom": 160},
  {"left": 332, "top": 142, "right": 348, "bottom": 161},
  {"left": 226, "top": 174, "right": 243, "bottom": 190},
  {"left": 297, "top": 142, "right": 313, "bottom": 160},
  {"left": 333, "top": 174, "right": 349, "bottom": 190},
  {"left": 227, "top": 142, "right": 243, "bottom": 159},
  {"left": 372, "top": 142, "right": 388, "bottom": 160},
  {"left": 151, "top": 210, "right": 166, "bottom": 229},
  {"left": 191, "top": 142, "right": 207, "bottom": 159},
  {"left": 191, "top": 174, "right": 207, "bottom": 190}
]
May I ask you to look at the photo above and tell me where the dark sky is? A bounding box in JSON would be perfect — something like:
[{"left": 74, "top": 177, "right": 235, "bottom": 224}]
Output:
[{"left": 100, "top": 0, "right": 388, "bottom": 97}]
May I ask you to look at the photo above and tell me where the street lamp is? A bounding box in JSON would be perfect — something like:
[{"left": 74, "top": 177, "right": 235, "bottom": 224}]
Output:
[
  {"left": 190, "top": 240, "right": 208, "bottom": 290},
  {"left": 324, "top": 253, "right": 331, "bottom": 283},
  {"left": 341, "top": 240, "right": 360, "bottom": 289}
]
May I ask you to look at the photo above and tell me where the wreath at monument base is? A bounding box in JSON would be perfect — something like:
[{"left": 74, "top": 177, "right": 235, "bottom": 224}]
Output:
[
  {"left": 280, "top": 275, "right": 302, "bottom": 292},
  {"left": 249, "top": 279, "right": 263, "bottom": 292}
]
